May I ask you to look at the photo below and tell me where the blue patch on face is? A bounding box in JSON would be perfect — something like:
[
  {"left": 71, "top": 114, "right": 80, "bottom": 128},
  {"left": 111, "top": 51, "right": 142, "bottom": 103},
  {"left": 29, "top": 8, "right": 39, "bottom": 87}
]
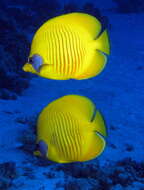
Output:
[
  {"left": 38, "top": 140, "right": 48, "bottom": 157},
  {"left": 28, "top": 54, "right": 43, "bottom": 72}
]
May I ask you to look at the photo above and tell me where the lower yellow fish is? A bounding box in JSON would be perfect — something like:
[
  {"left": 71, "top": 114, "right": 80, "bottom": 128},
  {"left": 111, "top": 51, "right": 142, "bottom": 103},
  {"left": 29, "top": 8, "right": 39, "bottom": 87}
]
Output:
[
  {"left": 23, "top": 13, "right": 110, "bottom": 80},
  {"left": 34, "top": 95, "right": 107, "bottom": 163}
]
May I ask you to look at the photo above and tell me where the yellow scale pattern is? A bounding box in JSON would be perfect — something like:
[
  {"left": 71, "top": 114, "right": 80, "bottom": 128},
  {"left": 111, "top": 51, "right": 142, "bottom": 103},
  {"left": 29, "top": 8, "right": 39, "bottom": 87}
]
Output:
[
  {"left": 50, "top": 111, "right": 82, "bottom": 161},
  {"left": 45, "top": 25, "right": 86, "bottom": 78}
]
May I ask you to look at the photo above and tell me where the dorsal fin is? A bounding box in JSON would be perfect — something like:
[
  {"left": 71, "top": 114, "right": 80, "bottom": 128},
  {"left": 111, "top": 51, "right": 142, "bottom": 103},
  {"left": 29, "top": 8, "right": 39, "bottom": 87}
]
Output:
[{"left": 43, "top": 12, "right": 102, "bottom": 39}]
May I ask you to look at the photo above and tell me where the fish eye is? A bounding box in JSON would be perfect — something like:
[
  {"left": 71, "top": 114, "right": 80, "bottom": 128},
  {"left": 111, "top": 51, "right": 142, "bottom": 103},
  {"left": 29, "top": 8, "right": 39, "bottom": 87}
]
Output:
[
  {"left": 35, "top": 143, "right": 39, "bottom": 150},
  {"left": 28, "top": 57, "right": 33, "bottom": 64}
]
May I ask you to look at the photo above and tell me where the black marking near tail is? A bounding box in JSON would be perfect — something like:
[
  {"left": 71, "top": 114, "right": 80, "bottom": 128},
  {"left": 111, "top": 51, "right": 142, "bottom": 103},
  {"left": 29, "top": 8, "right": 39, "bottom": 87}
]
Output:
[
  {"left": 90, "top": 106, "right": 97, "bottom": 122},
  {"left": 90, "top": 108, "right": 108, "bottom": 139}
]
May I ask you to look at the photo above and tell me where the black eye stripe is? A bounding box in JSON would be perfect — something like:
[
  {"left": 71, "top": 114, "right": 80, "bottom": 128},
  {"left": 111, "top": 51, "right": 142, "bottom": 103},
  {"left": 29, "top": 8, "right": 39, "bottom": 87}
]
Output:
[
  {"left": 28, "top": 57, "right": 33, "bottom": 64},
  {"left": 35, "top": 143, "right": 39, "bottom": 150}
]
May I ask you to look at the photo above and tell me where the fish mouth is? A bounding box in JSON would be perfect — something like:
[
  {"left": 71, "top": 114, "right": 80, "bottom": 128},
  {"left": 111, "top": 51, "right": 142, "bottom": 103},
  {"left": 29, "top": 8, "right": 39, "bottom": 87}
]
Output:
[
  {"left": 22, "top": 63, "right": 30, "bottom": 72},
  {"left": 34, "top": 150, "right": 47, "bottom": 158},
  {"left": 22, "top": 63, "right": 38, "bottom": 74},
  {"left": 33, "top": 150, "right": 41, "bottom": 157}
]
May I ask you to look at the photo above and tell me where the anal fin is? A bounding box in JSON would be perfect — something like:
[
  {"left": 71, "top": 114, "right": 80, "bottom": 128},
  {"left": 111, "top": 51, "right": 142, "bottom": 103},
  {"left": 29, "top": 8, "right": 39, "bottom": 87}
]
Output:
[
  {"left": 81, "top": 132, "right": 106, "bottom": 161},
  {"left": 95, "top": 30, "right": 110, "bottom": 55},
  {"left": 75, "top": 50, "right": 107, "bottom": 80}
]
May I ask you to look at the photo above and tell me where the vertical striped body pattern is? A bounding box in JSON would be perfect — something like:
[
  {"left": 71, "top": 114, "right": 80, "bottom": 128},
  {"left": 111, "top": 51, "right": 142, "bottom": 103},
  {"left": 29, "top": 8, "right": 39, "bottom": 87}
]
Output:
[
  {"left": 50, "top": 111, "right": 82, "bottom": 161},
  {"left": 44, "top": 24, "right": 86, "bottom": 78},
  {"left": 38, "top": 109, "right": 82, "bottom": 162}
]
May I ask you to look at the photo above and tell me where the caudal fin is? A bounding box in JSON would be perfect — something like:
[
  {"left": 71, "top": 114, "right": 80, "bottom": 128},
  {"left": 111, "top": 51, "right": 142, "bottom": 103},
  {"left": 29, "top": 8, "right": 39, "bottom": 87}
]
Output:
[
  {"left": 94, "top": 30, "right": 110, "bottom": 55},
  {"left": 92, "top": 111, "right": 107, "bottom": 137}
]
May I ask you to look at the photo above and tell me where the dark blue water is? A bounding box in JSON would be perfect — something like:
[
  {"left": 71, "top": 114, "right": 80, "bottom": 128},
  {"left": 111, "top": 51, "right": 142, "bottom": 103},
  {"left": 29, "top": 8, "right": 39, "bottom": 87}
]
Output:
[{"left": 0, "top": 0, "right": 144, "bottom": 189}]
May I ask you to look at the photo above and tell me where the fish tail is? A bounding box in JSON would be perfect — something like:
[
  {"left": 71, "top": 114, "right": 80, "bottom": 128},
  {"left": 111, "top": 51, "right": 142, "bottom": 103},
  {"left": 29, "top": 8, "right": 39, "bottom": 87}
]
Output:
[
  {"left": 94, "top": 30, "right": 110, "bottom": 55},
  {"left": 92, "top": 111, "right": 107, "bottom": 137}
]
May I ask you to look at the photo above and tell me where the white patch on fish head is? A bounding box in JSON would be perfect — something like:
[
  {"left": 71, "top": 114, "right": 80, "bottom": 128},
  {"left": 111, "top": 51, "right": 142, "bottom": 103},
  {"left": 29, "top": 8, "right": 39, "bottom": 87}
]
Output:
[{"left": 28, "top": 54, "right": 43, "bottom": 72}]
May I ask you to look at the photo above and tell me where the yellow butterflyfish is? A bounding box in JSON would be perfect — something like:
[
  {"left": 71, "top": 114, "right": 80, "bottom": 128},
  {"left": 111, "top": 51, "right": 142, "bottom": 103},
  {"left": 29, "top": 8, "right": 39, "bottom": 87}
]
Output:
[
  {"left": 34, "top": 95, "right": 107, "bottom": 163},
  {"left": 23, "top": 13, "right": 110, "bottom": 80}
]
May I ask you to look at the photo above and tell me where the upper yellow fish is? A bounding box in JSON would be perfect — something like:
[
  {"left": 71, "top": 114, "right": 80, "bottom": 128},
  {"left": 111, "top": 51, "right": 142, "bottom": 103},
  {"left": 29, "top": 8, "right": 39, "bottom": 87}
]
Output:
[
  {"left": 34, "top": 95, "right": 107, "bottom": 163},
  {"left": 23, "top": 13, "right": 110, "bottom": 80}
]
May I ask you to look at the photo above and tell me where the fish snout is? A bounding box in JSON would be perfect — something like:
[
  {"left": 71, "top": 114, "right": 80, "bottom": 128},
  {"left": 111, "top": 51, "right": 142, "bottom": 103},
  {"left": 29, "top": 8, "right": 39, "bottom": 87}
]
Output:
[
  {"left": 33, "top": 150, "right": 41, "bottom": 157},
  {"left": 22, "top": 63, "right": 30, "bottom": 72},
  {"left": 22, "top": 63, "right": 37, "bottom": 74}
]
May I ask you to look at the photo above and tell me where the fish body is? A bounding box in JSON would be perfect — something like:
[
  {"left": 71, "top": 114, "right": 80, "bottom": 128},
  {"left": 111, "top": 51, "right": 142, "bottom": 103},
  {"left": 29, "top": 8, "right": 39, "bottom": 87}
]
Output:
[
  {"left": 34, "top": 95, "right": 107, "bottom": 163},
  {"left": 23, "top": 13, "right": 110, "bottom": 80}
]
